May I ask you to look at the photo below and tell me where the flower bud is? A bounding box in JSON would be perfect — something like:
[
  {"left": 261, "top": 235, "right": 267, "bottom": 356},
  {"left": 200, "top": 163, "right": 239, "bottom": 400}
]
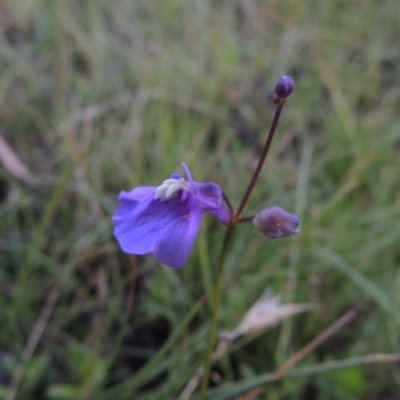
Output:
[
  {"left": 274, "top": 75, "right": 294, "bottom": 105},
  {"left": 253, "top": 206, "right": 299, "bottom": 238}
]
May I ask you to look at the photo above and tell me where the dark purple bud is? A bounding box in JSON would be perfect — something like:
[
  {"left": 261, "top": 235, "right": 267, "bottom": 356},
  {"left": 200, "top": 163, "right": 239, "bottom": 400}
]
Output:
[
  {"left": 274, "top": 75, "right": 294, "bottom": 99},
  {"left": 253, "top": 206, "right": 299, "bottom": 238}
]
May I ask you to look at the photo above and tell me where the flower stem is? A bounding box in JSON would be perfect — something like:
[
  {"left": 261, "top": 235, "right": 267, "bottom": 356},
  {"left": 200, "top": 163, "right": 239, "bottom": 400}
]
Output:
[
  {"left": 200, "top": 222, "right": 236, "bottom": 399},
  {"left": 200, "top": 105, "right": 285, "bottom": 398},
  {"left": 237, "top": 215, "right": 255, "bottom": 224},
  {"left": 235, "top": 105, "right": 284, "bottom": 218}
]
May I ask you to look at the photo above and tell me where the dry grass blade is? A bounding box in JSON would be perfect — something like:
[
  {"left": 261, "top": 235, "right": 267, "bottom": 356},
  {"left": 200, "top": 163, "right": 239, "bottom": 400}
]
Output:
[
  {"left": 46, "top": 91, "right": 134, "bottom": 141},
  {"left": 179, "top": 293, "right": 314, "bottom": 400},
  {"left": 220, "top": 292, "right": 314, "bottom": 341},
  {"left": 6, "top": 284, "right": 61, "bottom": 400},
  {"left": 0, "top": 132, "right": 38, "bottom": 184}
]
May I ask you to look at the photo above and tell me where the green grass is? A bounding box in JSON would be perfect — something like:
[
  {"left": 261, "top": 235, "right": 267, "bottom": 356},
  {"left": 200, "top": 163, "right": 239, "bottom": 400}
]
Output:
[{"left": 0, "top": 0, "right": 400, "bottom": 399}]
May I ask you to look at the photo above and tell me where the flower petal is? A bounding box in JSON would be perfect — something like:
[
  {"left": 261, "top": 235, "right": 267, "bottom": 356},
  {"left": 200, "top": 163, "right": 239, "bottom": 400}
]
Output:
[
  {"left": 182, "top": 163, "right": 230, "bottom": 225},
  {"left": 112, "top": 188, "right": 204, "bottom": 269}
]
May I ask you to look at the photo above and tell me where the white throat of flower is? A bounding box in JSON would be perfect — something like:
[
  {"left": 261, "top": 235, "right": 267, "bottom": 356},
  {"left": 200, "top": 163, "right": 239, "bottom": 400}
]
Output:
[{"left": 154, "top": 178, "right": 192, "bottom": 201}]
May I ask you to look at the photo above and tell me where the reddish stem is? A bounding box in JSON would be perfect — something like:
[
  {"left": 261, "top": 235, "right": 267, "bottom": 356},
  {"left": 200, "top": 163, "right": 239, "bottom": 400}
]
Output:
[
  {"left": 235, "top": 105, "right": 283, "bottom": 219},
  {"left": 222, "top": 191, "right": 234, "bottom": 216}
]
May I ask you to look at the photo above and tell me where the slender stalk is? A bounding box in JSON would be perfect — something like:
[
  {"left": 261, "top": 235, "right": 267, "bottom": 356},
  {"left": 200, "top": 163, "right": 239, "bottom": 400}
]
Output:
[
  {"left": 237, "top": 216, "right": 255, "bottom": 224},
  {"left": 235, "top": 105, "right": 283, "bottom": 218},
  {"left": 200, "top": 80, "right": 292, "bottom": 398},
  {"left": 200, "top": 223, "right": 236, "bottom": 399},
  {"left": 222, "top": 192, "right": 234, "bottom": 215}
]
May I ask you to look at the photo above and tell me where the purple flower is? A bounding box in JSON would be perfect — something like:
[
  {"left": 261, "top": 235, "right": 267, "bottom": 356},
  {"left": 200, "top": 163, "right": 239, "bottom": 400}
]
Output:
[
  {"left": 253, "top": 206, "right": 299, "bottom": 238},
  {"left": 112, "top": 163, "right": 231, "bottom": 269}
]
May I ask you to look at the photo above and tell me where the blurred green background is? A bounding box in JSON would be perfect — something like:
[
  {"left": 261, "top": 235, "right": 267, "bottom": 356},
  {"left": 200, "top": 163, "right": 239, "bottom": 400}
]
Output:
[{"left": 0, "top": 0, "right": 399, "bottom": 399}]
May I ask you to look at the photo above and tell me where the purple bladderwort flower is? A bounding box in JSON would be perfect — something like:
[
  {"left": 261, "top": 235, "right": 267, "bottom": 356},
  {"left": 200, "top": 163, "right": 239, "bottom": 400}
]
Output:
[
  {"left": 253, "top": 206, "right": 299, "bottom": 238},
  {"left": 112, "top": 163, "right": 231, "bottom": 269}
]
